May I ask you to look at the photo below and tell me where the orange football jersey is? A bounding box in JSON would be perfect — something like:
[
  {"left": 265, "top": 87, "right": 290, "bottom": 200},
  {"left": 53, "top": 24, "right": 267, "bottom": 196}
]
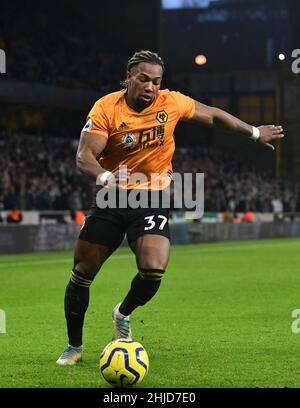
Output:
[{"left": 83, "top": 89, "right": 195, "bottom": 190}]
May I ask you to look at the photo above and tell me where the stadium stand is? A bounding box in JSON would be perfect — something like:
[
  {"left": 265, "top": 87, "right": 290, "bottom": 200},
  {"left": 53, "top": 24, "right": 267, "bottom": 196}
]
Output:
[
  {"left": 0, "top": 4, "right": 126, "bottom": 92},
  {"left": 0, "top": 133, "right": 299, "bottom": 213}
]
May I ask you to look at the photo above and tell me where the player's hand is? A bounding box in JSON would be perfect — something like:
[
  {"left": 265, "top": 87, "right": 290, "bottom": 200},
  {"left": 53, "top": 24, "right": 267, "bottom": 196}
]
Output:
[{"left": 257, "top": 125, "right": 284, "bottom": 151}]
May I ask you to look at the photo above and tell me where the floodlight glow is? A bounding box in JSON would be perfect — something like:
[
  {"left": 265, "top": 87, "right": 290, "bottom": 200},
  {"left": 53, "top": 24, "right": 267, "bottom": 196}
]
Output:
[{"left": 195, "top": 54, "right": 207, "bottom": 65}]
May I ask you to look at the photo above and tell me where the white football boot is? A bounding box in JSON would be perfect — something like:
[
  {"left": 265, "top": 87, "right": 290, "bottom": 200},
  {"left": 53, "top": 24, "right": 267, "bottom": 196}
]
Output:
[
  {"left": 112, "top": 303, "right": 132, "bottom": 340},
  {"left": 56, "top": 345, "right": 83, "bottom": 365}
]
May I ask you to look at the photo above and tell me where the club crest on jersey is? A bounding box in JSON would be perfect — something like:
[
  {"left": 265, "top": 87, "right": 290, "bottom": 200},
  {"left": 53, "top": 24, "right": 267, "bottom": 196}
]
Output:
[
  {"left": 82, "top": 118, "right": 93, "bottom": 132},
  {"left": 122, "top": 132, "right": 136, "bottom": 147},
  {"left": 156, "top": 110, "right": 168, "bottom": 123}
]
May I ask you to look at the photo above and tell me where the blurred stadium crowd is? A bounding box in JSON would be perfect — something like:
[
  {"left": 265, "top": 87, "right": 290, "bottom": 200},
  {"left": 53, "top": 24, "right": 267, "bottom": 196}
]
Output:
[
  {"left": 0, "top": 5, "right": 125, "bottom": 93},
  {"left": 1, "top": 133, "right": 299, "bottom": 213}
]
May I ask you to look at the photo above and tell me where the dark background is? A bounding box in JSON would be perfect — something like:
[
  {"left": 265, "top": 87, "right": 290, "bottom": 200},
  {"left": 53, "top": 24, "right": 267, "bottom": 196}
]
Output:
[{"left": 1, "top": 0, "right": 300, "bottom": 212}]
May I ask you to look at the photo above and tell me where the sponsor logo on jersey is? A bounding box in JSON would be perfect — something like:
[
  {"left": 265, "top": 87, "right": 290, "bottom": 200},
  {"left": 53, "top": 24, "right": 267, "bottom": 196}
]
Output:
[
  {"left": 122, "top": 132, "right": 136, "bottom": 147},
  {"left": 124, "top": 126, "right": 165, "bottom": 152}
]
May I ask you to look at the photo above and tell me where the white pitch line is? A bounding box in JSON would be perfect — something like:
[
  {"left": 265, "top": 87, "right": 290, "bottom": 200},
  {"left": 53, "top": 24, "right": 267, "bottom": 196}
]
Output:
[
  {"left": 0, "top": 240, "right": 299, "bottom": 269},
  {"left": 0, "top": 253, "right": 132, "bottom": 269}
]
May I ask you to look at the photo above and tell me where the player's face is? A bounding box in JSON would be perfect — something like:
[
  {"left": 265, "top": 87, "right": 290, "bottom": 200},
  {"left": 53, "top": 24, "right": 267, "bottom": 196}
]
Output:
[{"left": 126, "top": 63, "right": 163, "bottom": 110}]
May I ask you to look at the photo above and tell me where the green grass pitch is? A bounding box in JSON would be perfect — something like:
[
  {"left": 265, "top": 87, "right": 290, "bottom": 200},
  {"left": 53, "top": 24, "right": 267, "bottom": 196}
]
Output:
[{"left": 1, "top": 237, "right": 300, "bottom": 388}]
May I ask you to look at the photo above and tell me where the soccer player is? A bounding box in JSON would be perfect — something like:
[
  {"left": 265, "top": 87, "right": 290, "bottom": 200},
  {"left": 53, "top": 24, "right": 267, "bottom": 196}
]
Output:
[{"left": 56, "top": 50, "right": 284, "bottom": 365}]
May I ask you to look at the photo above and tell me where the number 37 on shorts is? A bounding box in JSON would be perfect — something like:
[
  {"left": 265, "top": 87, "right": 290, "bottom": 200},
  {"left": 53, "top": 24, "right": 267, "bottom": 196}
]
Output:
[{"left": 144, "top": 215, "right": 168, "bottom": 231}]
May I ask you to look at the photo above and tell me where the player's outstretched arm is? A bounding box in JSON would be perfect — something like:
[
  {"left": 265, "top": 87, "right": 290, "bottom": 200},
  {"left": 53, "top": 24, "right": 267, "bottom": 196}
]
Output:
[{"left": 190, "top": 100, "right": 284, "bottom": 150}]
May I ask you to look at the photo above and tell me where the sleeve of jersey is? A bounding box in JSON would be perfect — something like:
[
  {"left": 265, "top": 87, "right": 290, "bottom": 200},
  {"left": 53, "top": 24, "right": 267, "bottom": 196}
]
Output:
[
  {"left": 82, "top": 101, "right": 109, "bottom": 138},
  {"left": 170, "top": 91, "right": 196, "bottom": 120}
]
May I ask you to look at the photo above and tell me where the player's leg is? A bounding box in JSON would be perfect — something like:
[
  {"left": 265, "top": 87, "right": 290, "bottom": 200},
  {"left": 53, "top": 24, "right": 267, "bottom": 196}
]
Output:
[
  {"left": 66, "top": 240, "right": 115, "bottom": 343},
  {"left": 118, "top": 234, "right": 170, "bottom": 316},
  {"left": 57, "top": 214, "right": 125, "bottom": 365},
  {"left": 56, "top": 240, "right": 116, "bottom": 365},
  {"left": 112, "top": 208, "right": 170, "bottom": 339}
]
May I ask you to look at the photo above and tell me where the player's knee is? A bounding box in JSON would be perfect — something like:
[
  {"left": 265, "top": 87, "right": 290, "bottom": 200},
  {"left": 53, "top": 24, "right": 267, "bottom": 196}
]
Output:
[
  {"left": 69, "top": 267, "right": 94, "bottom": 288},
  {"left": 136, "top": 245, "right": 169, "bottom": 271},
  {"left": 138, "top": 267, "right": 166, "bottom": 282},
  {"left": 73, "top": 261, "right": 99, "bottom": 281},
  {"left": 138, "top": 258, "right": 167, "bottom": 271},
  {"left": 74, "top": 241, "right": 105, "bottom": 279}
]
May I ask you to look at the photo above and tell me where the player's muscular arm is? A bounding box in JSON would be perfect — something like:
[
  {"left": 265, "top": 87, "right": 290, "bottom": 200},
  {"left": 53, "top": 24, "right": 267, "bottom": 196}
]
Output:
[
  {"left": 76, "top": 132, "right": 130, "bottom": 186},
  {"left": 191, "top": 100, "right": 284, "bottom": 150},
  {"left": 76, "top": 132, "right": 108, "bottom": 181}
]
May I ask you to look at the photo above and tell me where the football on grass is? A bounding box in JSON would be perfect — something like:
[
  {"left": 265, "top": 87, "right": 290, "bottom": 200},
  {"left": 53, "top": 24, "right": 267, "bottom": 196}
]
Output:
[{"left": 99, "top": 339, "right": 149, "bottom": 387}]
